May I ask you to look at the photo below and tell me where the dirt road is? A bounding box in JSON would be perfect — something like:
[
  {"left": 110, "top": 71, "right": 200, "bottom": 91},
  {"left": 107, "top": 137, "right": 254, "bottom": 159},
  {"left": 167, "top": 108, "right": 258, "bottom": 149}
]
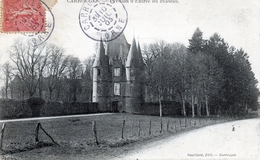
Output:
[{"left": 119, "top": 118, "right": 260, "bottom": 160}]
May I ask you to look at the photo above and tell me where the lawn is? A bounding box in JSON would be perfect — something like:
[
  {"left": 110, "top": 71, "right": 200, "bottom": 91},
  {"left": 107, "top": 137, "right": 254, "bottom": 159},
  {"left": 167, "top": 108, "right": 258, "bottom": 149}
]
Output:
[{"left": 0, "top": 113, "right": 233, "bottom": 159}]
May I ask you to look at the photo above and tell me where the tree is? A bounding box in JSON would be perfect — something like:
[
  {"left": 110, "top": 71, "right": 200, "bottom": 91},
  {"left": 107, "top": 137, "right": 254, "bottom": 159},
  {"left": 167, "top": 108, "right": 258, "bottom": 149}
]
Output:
[
  {"left": 188, "top": 28, "right": 205, "bottom": 54},
  {"left": 9, "top": 39, "right": 49, "bottom": 98},
  {"left": 230, "top": 48, "right": 259, "bottom": 115},
  {"left": 205, "top": 33, "right": 259, "bottom": 116},
  {"left": 167, "top": 43, "right": 188, "bottom": 116},
  {"left": 1, "top": 62, "right": 13, "bottom": 99},
  {"left": 45, "top": 45, "right": 69, "bottom": 101},
  {"left": 81, "top": 56, "right": 94, "bottom": 101},
  {"left": 187, "top": 28, "right": 206, "bottom": 117},
  {"left": 143, "top": 41, "right": 172, "bottom": 117},
  {"left": 199, "top": 53, "right": 223, "bottom": 116},
  {"left": 185, "top": 52, "right": 203, "bottom": 117},
  {"left": 66, "top": 56, "right": 83, "bottom": 102}
]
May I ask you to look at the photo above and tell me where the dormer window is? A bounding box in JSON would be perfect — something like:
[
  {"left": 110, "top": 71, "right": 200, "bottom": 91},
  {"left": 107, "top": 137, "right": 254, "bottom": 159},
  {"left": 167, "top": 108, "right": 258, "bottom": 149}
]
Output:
[{"left": 114, "top": 68, "right": 120, "bottom": 76}]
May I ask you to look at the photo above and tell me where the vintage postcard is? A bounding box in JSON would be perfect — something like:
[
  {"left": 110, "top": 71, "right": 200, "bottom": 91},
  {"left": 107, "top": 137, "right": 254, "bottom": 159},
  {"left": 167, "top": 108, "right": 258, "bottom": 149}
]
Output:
[{"left": 0, "top": 0, "right": 259, "bottom": 159}]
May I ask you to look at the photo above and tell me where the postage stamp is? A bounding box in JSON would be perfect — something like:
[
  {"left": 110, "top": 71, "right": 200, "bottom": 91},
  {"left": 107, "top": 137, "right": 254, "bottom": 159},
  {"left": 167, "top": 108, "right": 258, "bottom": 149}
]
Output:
[
  {"left": 22, "top": 0, "right": 55, "bottom": 45},
  {"left": 79, "top": 1, "right": 128, "bottom": 42},
  {"left": 1, "top": 0, "right": 46, "bottom": 33}
]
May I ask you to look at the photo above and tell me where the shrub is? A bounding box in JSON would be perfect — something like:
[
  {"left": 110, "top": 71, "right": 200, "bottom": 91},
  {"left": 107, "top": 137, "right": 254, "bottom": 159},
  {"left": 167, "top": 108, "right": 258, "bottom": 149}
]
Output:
[{"left": 27, "top": 97, "right": 45, "bottom": 117}]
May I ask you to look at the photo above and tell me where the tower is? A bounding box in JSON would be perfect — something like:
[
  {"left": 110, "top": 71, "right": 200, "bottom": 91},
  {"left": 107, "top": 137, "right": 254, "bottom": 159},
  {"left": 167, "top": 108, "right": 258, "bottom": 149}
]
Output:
[
  {"left": 92, "top": 40, "right": 110, "bottom": 111},
  {"left": 125, "top": 37, "right": 144, "bottom": 113},
  {"left": 92, "top": 34, "right": 144, "bottom": 113}
]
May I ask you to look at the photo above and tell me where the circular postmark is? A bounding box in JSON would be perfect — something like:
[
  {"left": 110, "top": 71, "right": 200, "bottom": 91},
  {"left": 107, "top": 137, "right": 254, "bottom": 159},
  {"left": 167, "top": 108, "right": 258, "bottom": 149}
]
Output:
[
  {"left": 21, "top": 0, "right": 55, "bottom": 45},
  {"left": 79, "top": 1, "right": 128, "bottom": 42}
]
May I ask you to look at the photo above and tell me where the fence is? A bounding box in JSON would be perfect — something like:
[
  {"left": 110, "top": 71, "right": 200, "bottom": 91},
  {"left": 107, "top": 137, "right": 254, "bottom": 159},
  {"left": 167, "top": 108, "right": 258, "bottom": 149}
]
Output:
[{"left": 0, "top": 115, "right": 239, "bottom": 154}]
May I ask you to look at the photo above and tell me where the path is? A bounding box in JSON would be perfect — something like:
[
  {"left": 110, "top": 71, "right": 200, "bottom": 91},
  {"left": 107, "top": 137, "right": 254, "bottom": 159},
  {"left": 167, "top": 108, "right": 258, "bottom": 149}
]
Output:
[{"left": 119, "top": 118, "right": 260, "bottom": 160}]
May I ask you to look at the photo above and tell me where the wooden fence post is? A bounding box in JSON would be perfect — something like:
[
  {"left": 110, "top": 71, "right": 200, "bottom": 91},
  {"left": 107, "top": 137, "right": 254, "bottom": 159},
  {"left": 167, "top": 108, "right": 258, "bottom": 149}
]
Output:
[
  {"left": 149, "top": 121, "right": 152, "bottom": 135},
  {"left": 160, "top": 119, "right": 163, "bottom": 133},
  {"left": 0, "top": 123, "right": 6, "bottom": 151},
  {"left": 174, "top": 119, "right": 177, "bottom": 131},
  {"left": 92, "top": 121, "right": 98, "bottom": 145},
  {"left": 185, "top": 118, "right": 187, "bottom": 128},
  {"left": 121, "top": 120, "right": 125, "bottom": 139},
  {"left": 167, "top": 120, "right": 170, "bottom": 132},
  {"left": 35, "top": 123, "right": 40, "bottom": 143},
  {"left": 39, "top": 123, "right": 59, "bottom": 145},
  {"left": 178, "top": 118, "right": 181, "bottom": 130},
  {"left": 138, "top": 121, "right": 141, "bottom": 137}
]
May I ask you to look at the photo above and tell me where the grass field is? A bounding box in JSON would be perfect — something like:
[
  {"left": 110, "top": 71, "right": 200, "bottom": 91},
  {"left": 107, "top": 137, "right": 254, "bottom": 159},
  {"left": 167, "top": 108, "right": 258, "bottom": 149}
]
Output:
[{"left": 0, "top": 113, "right": 236, "bottom": 159}]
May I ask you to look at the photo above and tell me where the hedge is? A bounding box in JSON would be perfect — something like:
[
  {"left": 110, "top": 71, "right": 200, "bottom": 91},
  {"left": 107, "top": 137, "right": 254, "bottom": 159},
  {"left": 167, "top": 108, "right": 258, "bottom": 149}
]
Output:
[
  {"left": 140, "top": 101, "right": 182, "bottom": 116},
  {"left": 0, "top": 99, "right": 100, "bottom": 119}
]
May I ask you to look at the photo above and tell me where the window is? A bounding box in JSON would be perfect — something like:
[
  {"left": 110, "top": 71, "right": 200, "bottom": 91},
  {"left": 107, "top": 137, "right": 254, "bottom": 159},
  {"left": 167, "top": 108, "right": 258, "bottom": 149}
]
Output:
[
  {"left": 97, "top": 69, "right": 101, "bottom": 76},
  {"left": 114, "top": 83, "right": 120, "bottom": 95},
  {"left": 114, "top": 68, "right": 120, "bottom": 76},
  {"left": 130, "top": 83, "right": 134, "bottom": 93},
  {"left": 130, "top": 68, "right": 134, "bottom": 76}
]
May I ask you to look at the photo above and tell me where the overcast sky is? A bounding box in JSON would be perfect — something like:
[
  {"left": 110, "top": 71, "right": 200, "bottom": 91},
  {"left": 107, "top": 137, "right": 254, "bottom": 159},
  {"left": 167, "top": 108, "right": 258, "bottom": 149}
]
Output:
[{"left": 0, "top": 0, "right": 259, "bottom": 87}]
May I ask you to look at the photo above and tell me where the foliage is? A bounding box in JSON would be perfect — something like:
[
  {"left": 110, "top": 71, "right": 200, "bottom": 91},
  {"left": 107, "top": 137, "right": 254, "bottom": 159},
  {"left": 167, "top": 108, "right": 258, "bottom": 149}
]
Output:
[
  {"left": 27, "top": 97, "right": 45, "bottom": 107},
  {"left": 143, "top": 28, "right": 259, "bottom": 117},
  {"left": 27, "top": 97, "right": 45, "bottom": 117}
]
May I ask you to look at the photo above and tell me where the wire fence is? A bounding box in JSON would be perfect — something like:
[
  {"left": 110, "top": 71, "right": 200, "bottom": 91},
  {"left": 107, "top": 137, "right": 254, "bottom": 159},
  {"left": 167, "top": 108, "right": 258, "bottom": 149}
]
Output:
[{"left": 0, "top": 115, "right": 242, "bottom": 154}]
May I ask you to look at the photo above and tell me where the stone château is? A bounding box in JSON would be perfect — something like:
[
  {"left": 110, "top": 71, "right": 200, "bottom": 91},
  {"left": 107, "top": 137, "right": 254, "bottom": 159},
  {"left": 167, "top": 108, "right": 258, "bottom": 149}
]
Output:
[{"left": 92, "top": 33, "right": 145, "bottom": 113}]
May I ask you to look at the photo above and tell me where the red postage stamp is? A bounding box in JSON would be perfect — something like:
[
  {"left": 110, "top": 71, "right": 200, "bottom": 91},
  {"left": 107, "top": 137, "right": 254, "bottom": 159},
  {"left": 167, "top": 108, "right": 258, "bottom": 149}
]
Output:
[{"left": 1, "top": 0, "right": 46, "bottom": 33}]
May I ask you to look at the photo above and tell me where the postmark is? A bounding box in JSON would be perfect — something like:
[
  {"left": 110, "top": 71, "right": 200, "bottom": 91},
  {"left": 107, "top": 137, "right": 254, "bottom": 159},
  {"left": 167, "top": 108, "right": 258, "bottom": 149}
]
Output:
[
  {"left": 2, "top": 0, "right": 46, "bottom": 32},
  {"left": 21, "top": 0, "right": 55, "bottom": 45},
  {"left": 79, "top": 1, "right": 128, "bottom": 42}
]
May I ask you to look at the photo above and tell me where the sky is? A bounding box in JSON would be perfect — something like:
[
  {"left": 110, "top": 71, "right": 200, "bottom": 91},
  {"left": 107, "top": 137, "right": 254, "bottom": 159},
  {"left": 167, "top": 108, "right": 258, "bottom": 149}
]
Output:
[{"left": 0, "top": 0, "right": 259, "bottom": 87}]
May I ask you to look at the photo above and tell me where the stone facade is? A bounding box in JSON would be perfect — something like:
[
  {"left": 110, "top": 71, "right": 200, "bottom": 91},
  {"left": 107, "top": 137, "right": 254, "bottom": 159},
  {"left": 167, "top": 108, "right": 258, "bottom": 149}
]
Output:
[{"left": 92, "top": 34, "right": 145, "bottom": 113}]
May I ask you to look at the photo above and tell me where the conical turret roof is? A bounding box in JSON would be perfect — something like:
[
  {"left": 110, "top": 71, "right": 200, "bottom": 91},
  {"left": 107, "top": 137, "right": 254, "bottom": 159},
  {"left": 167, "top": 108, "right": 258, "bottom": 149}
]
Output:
[
  {"left": 126, "top": 37, "right": 138, "bottom": 67},
  {"left": 92, "top": 40, "right": 106, "bottom": 67},
  {"left": 137, "top": 41, "right": 145, "bottom": 70}
]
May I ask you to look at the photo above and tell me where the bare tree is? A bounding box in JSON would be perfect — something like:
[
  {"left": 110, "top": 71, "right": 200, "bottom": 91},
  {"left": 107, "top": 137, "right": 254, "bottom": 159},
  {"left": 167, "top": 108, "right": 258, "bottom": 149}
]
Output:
[
  {"left": 168, "top": 43, "right": 188, "bottom": 116},
  {"left": 45, "top": 45, "right": 69, "bottom": 101},
  {"left": 185, "top": 53, "right": 201, "bottom": 117},
  {"left": 9, "top": 39, "right": 49, "bottom": 98},
  {"left": 66, "top": 56, "right": 83, "bottom": 102},
  {"left": 143, "top": 41, "right": 172, "bottom": 117},
  {"left": 1, "top": 62, "right": 13, "bottom": 99},
  {"left": 82, "top": 56, "right": 94, "bottom": 101}
]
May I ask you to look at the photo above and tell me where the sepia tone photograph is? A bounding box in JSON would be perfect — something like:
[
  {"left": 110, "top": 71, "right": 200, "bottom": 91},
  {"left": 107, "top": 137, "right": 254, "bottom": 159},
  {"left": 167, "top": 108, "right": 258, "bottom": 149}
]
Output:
[{"left": 0, "top": 0, "right": 259, "bottom": 159}]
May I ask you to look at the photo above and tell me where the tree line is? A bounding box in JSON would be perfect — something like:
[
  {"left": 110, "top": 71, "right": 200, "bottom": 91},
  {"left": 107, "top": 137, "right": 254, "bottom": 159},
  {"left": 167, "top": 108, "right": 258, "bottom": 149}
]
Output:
[
  {"left": 144, "top": 28, "right": 259, "bottom": 117},
  {"left": 1, "top": 39, "right": 93, "bottom": 102},
  {"left": 0, "top": 28, "right": 259, "bottom": 117}
]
